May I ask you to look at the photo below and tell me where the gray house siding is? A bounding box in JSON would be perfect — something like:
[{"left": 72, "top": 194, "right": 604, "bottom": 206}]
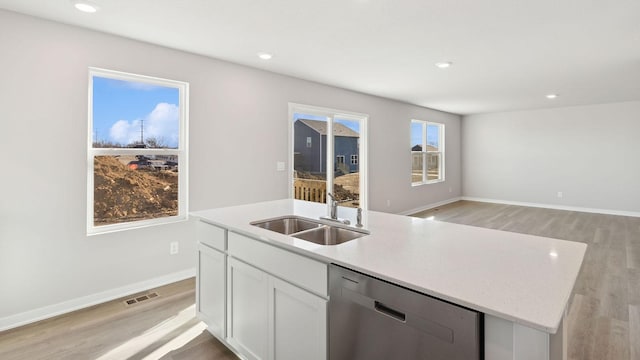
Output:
[
  {"left": 294, "top": 119, "right": 359, "bottom": 175},
  {"left": 294, "top": 120, "right": 324, "bottom": 173},
  {"left": 334, "top": 137, "right": 358, "bottom": 173}
]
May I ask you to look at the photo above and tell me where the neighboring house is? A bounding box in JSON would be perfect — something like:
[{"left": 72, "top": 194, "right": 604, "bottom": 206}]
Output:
[{"left": 294, "top": 119, "right": 359, "bottom": 174}]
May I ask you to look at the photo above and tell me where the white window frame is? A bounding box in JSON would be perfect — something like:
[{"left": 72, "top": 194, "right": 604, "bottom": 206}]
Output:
[
  {"left": 336, "top": 155, "right": 345, "bottom": 164},
  {"left": 87, "top": 67, "right": 189, "bottom": 235},
  {"left": 288, "top": 103, "right": 368, "bottom": 211},
  {"left": 351, "top": 154, "right": 358, "bottom": 165},
  {"left": 306, "top": 136, "right": 312, "bottom": 148},
  {"left": 411, "top": 119, "right": 444, "bottom": 186}
]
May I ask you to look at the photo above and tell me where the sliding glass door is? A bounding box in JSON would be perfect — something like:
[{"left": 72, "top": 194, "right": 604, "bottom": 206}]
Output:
[{"left": 290, "top": 104, "right": 367, "bottom": 210}]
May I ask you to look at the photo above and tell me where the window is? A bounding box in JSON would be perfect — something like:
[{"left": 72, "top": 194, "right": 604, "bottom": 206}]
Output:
[
  {"left": 87, "top": 68, "right": 188, "bottom": 235},
  {"left": 290, "top": 103, "right": 368, "bottom": 209},
  {"left": 411, "top": 120, "right": 444, "bottom": 185},
  {"left": 306, "top": 136, "right": 312, "bottom": 148}
]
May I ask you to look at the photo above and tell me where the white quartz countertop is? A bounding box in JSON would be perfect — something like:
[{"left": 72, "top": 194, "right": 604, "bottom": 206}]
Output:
[{"left": 191, "top": 199, "right": 586, "bottom": 333}]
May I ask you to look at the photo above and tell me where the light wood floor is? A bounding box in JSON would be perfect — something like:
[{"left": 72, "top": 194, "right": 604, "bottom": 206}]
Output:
[
  {"left": 0, "top": 278, "right": 236, "bottom": 360},
  {"left": 2, "top": 201, "right": 638, "bottom": 359},
  {"left": 413, "top": 200, "right": 640, "bottom": 360}
]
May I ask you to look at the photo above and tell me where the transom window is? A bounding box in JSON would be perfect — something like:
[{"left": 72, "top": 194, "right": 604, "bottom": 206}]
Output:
[
  {"left": 411, "top": 120, "right": 444, "bottom": 185},
  {"left": 87, "top": 68, "right": 188, "bottom": 235}
]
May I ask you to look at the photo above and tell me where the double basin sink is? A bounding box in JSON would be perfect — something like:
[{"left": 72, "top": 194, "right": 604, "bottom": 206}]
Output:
[{"left": 250, "top": 215, "right": 369, "bottom": 245}]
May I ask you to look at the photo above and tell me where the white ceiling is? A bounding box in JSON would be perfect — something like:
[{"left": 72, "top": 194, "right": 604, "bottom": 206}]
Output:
[{"left": 1, "top": 0, "right": 639, "bottom": 115}]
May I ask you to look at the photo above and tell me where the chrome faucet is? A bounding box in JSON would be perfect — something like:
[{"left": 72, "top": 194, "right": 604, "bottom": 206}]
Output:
[
  {"left": 327, "top": 192, "right": 338, "bottom": 219},
  {"left": 321, "top": 193, "right": 350, "bottom": 225}
]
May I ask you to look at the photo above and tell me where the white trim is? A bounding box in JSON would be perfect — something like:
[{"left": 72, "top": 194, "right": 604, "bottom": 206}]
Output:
[
  {"left": 399, "top": 197, "right": 462, "bottom": 216},
  {"left": 0, "top": 268, "right": 195, "bottom": 332},
  {"left": 461, "top": 197, "right": 640, "bottom": 218}
]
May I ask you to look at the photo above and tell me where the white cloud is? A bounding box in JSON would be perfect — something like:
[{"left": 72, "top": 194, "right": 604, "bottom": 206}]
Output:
[
  {"left": 109, "top": 119, "right": 139, "bottom": 145},
  {"left": 108, "top": 103, "right": 179, "bottom": 148}
]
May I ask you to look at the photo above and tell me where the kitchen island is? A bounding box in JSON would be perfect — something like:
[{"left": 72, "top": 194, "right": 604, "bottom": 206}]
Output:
[{"left": 191, "top": 199, "right": 586, "bottom": 360}]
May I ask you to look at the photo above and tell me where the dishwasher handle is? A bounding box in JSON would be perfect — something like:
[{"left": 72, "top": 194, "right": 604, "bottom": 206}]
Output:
[{"left": 374, "top": 301, "right": 406, "bottom": 322}]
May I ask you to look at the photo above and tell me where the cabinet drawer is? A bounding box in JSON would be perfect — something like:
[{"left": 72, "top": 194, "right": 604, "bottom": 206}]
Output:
[
  {"left": 228, "top": 232, "right": 328, "bottom": 297},
  {"left": 197, "top": 220, "right": 226, "bottom": 251}
]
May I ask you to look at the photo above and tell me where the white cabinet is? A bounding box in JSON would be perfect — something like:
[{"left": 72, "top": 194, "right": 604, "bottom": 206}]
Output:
[
  {"left": 196, "top": 223, "right": 328, "bottom": 360},
  {"left": 227, "top": 258, "right": 327, "bottom": 360},
  {"left": 196, "top": 221, "right": 227, "bottom": 339},
  {"left": 270, "top": 276, "right": 327, "bottom": 360},
  {"left": 196, "top": 243, "right": 226, "bottom": 338},
  {"left": 227, "top": 258, "right": 270, "bottom": 360},
  {"left": 485, "top": 314, "right": 565, "bottom": 360}
]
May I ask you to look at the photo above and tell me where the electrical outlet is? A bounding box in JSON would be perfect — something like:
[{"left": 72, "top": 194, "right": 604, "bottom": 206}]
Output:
[
  {"left": 276, "top": 161, "right": 285, "bottom": 171},
  {"left": 449, "top": 187, "right": 452, "bottom": 193},
  {"left": 170, "top": 241, "right": 179, "bottom": 255},
  {"left": 386, "top": 200, "right": 391, "bottom": 207},
  {"left": 557, "top": 192, "right": 563, "bottom": 198}
]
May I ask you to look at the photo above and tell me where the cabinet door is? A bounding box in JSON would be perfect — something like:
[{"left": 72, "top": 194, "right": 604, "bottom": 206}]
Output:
[
  {"left": 196, "top": 243, "right": 226, "bottom": 339},
  {"left": 270, "top": 277, "right": 327, "bottom": 360},
  {"left": 227, "top": 258, "right": 269, "bottom": 360}
]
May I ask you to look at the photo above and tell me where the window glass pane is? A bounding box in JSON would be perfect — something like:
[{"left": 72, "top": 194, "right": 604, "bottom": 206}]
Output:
[
  {"left": 293, "top": 113, "right": 328, "bottom": 204},
  {"left": 427, "top": 124, "right": 440, "bottom": 151},
  {"left": 412, "top": 152, "right": 424, "bottom": 183},
  {"left": 93, "top": 155, "right": 179, "bottom": 226},
  {"left": 92, "top": 77, "right": 180, "bottom": 149},
  {"left": 333, "top": 119, "right": 360, "bottom": 208},
  {"left": 427, "top": 153, "right": 440, "bottom": 180},
  {"left": 411, "top": 121, "right": 423, "bottom": 151}
]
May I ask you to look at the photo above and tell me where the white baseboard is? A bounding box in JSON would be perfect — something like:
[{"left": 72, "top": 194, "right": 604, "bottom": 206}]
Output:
[
  {"left": 399, "top": 197, "right": 462, "bottom": 216},
  {"left": 461, "top": 197, "right": 640, "bottom": 218},
  {"left": 0, "top": 268, "right": 196, "bottom": 332}
]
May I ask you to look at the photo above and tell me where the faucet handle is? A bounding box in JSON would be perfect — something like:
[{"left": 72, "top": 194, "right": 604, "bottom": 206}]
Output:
[
  {"left": 327, "top": 192, "right": 335, "bottom": 201},
  {"left": 356, "top": 207, "right": 363, "bottom": 228}
]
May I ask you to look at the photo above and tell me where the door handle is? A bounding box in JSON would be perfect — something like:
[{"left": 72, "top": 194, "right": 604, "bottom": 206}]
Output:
[{"left": 374, "top": 301, "right": 406, "bottom": 322}]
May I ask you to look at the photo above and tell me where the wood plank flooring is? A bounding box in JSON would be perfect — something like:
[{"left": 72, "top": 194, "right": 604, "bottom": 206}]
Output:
[
  {"left": 413, "top": 200, "right": 640, "bottom": 360},
  {"left": 1, "top": 200, "right": 638, "bottom": 359},
  {"left": 0, "top": 278, "right": 237, "bottom": 360}
]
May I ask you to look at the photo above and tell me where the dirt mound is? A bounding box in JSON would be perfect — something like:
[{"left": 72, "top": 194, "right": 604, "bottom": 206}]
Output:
[
  {"left": 93, "top": 156, "right": 178, "bottom": 226},
  {"left": 334, "top": 172, "right": 359, "bottom": 194}
]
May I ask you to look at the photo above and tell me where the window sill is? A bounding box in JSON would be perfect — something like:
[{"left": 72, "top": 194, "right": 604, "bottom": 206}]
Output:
[
  {"left": 87, "top": 215, "right": 188, "bottom": 236},
  {"left": 412, "top": 179, "right": 445, "bottom": 187}
]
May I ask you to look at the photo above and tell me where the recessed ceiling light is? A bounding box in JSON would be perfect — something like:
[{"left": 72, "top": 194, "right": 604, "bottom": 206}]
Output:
[
  {"left": 435, "top": 61, "right": 452, "bottom": 69},
  {"left": 73, "top": 1, "right": 99, "bottom": 13},
  {"left": 257, "top": 52, "right": 273, "bottom": 60},
  {"left": 546, "top": 94, "right": 559, "bottom": 99}
]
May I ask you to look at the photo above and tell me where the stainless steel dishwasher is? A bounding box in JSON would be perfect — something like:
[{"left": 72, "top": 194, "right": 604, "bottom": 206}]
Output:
[{"left": 329, "top": 264, "right": 483, "bottom": 360}]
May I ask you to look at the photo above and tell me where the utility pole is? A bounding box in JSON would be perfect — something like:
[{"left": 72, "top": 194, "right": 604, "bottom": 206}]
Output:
[{"left": 140, "top": 118, "right": 144, "bottom": 145}]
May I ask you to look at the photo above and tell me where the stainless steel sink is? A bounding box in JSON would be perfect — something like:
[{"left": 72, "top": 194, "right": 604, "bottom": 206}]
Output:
[
  {"left": 250, "top": 216, "right": 322, "bottom": 235},
  {"left": 250, "top": 215, "right": 369, "bottom": 245},
  {"left": 292, "top": 226, "right": 368, "bottom": 245}
]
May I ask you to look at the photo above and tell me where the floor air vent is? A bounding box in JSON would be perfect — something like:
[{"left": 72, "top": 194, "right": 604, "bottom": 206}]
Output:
[{"left": 124, "top": 292, "right": 159, "bottom": 306}]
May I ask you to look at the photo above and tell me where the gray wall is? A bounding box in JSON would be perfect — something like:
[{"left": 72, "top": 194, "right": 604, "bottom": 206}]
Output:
[
  {"left": 462, "top": 101, "right": 640, "bottom": 213},
  {"left": 0, "top": 10, "right": 461, "bottom": 325}
]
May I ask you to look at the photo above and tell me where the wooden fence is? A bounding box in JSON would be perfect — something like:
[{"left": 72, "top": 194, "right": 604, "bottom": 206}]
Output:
[{"left": 294, "top": 178, "right": 327, "bottom": 203}]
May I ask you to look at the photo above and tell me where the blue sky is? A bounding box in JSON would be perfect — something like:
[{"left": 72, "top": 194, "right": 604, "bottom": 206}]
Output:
[
  {"left": 411, "top": 122, "right": 440, "bottom": 148},
  {"left": 93, "top": 77, "right": 180, "bottom": 148}
]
